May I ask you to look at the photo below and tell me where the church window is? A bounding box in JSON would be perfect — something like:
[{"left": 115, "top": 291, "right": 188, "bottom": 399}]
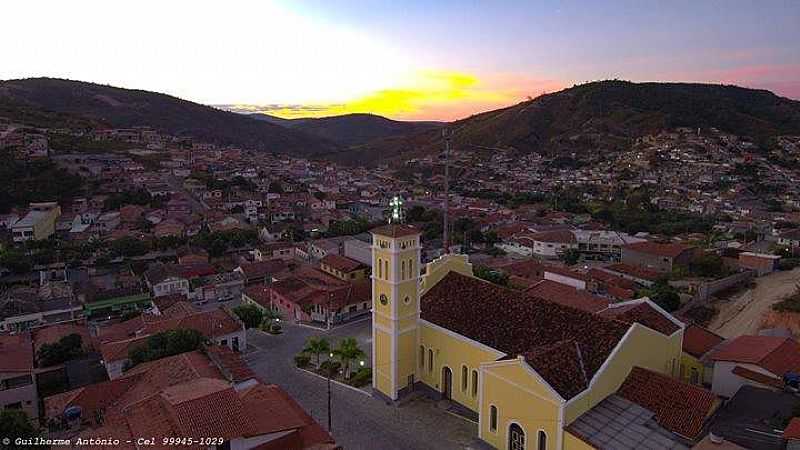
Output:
[
  {"left": 471, "top": 370, "right": 478, "bottom": 397},
  {"left": 490, "top": 406, "right": 498, "bottom": 432},
  {"left": 461, "top": 366, "right": 468, "bottom": 391},
  {"left": 419, "top": 346, "right": 425, "bottom": 368},
  {"left": 401, "top": 260, "right": 406, "bottom": 279},
  {"left": 428, "top": 349, "right": 434, "bottom": 373}
]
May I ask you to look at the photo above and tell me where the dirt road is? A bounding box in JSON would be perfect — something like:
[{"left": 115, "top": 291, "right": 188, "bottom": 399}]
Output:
[{"left": 709, "top": 267, "right": 800, "bottom": 338}]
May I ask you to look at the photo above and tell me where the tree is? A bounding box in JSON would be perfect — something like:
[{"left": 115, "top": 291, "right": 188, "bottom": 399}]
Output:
[
  {"left": 639, "top": 280, "right": 681, "bottom": 312},
  {"left": 37, "top": 333, "right": 86, "bottom": 367},
  {"left": 260, "top": 308, "right": 284, "bottom": 331},
  {"left": 0, "top": 409, "right": 38, "bottom": 446},
  {"left": 233, "top": 304, "right": 264, "bottom": 329},
  {"left": 110, "top": 236, "right": 150, "bottom": 257},
  {"left": 128, "top": 329, "right": 204, "bottom": 367},
  {"left": 303, "top": 336, "right": 330, "bottom": 369},
  {"left": 474, "top": 265, "right": 509, "bottom": 287},
  {"left": 332, "top": 337, "right": 366, "bottom": 379},
  {"left": 560, "top": 248, "right": 581, "bottom": 266}
]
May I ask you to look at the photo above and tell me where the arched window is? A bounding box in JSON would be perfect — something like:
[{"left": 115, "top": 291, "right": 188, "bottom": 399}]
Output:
[
  {"left": 489, "top": 405, "right": 498, "bottom": 432},
  {"left": 428, "top": 349, "right": 434, "bottom": 373},
  {"left": 509, "top": 423, "right": 525, "bottom": 450},
  {"left": 384, "top": 260, "right": 389, "bottom": 280},
  {"left": 377, "top": 258, "right": 382, "bottom": 279},
  {"left": 401, "top": 260, "right": 406, "bottom": 280},
  {"left": 461, "top": 366, "right": 468, "bottom": 391},
  {"left": 538, "top": 430, "right": 547, "bottom": 450},
  {"left": 471, "top": 370, "right": 478, "bottom": 397},
  {"left": 419, "top": 346, "right": 425, "bottom": 368}
]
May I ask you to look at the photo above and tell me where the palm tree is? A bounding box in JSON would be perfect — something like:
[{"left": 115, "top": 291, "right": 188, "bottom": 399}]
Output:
[
  {"left": 260, "top": 308, "right": 284, "bottom": 330},
  {"left": 303, "top": 336, "right": 330, "bottom": 369},
  {"left": 333, "top": 337, "right": 366, "bottom": 379}
]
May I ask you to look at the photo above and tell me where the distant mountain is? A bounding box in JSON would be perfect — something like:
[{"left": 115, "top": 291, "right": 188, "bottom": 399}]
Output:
[
  {"left": 248, "top": 112, "right": 443, "bottom": 147},
  {"left": 333, "top": 80, "right": 800, "bottom": 164},
  {"left": 0, "top": 78, "right": 339, "bottom": 155}
]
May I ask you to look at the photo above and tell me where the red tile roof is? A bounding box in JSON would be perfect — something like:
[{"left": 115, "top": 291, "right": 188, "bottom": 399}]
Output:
[
  {"left": 0, "top": 333, "right": 33, "bottom": 372},
  {"left": 422, "top": 271, "right": 630, "bottom": 399},
  {"left": 529, "top": 229, "right": 577, "bottom": 244},
  {"left": 624, "top": 241, "right": 695, "bottom": 258},
  {"left": 683, "top": 325, "right": 725, "bottom": 358},
  {"left": 526, "top": 280, "right": 610, "bottom": 314},
  {"left": 598, "top": 302, "right": 681, "bottom": 335},
  {"left": 32, "top": 321, "right": 93, "bottom": 356},
  {"left": 785, "top": 417, "right": 800, "bottom": 440},
  {"left": 731, "top": 365, "right": 783, "bottom": 388},
  {"left": 321, "top": 254, "right": 365, "bottom": 273},
  {"left": 618, "top": 366, "right": 718, "bottom": 439},
  {"left": 205, "top": 344, "right": 256, "bottom": 383},
  {"left": 238, "top": 259, "right": 290, "bottom": 281},
  {"left": 604, "top": 263, "right": 662, "bottom": 282},
  {"left": 711, "top": 335, "right": 800, "bottom": 376}
]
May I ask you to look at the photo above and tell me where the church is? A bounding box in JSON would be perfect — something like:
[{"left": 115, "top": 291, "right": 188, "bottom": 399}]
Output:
[{"left": 370, "top": 221, "right": 692, "bottom": 450}]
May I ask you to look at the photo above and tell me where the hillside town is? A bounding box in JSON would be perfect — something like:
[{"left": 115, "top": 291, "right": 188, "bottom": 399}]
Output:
[{"left": 3, "top": 110, "right": 800, "bottom": 450}]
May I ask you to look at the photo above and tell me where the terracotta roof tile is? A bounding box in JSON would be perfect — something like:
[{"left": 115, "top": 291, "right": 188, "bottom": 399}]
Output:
[
  {"left": 731, "top": 365, "right": 783, "bottom": 388},
  {"left": 598, "top": 302, "right": 680, "bottom": 335},
  {"left": 370, "top": 224, "right": 420, "bottom": 238},
  {"left": 618, "top": 366, "right": 718, "bottom": 439},
  {"left": 624, "top": 241, "right": 695, "bottom": 258},
  {"left": 526, "top": 280, "right": 610, "bottom": 314},
  {"left": 785, "top": 417, "right": 800, "bottom": 440},
  {"left": 422, "top": 271, "right": 630, "bottom": 399},
  {"left": 711, "top": 335, "right": 800, "bottom": 376},
  {"left": 0, "top": 333, "right": 33, "bottom": 372},
  {"left": 683, "top": 325, "right": 725, "bottom": 358},
  {"left": 321, "top": 254, "right": 365, "bottom": 273}
]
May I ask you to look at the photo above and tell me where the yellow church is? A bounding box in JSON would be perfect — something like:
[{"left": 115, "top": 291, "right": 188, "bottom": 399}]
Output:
[{"left": 370, "top": 222, "right": 696, "bottom": 450}]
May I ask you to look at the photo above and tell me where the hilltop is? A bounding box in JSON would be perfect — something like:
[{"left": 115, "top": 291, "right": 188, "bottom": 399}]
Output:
[
  {"left": 250, "top": 112, "right": 442, "bottom": 147},
  {"left": 0, "top": 78, "right": 339, "bottom": 155},
  {"left": 328, "top": 80, "right": 800, "bottom": 164}
]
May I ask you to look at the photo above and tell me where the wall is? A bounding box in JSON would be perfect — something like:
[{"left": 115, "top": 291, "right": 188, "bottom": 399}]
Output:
[
  {"left": 344, "top": 239, "right": 372, "bottom": 267},
  {"left": 621, "top": 248, "right": 672, "bottom": 273},
  {"left": 0, "top": 371, "right": 38, "bottom": 419},
  {"left": 564, "top": 431, "right": 597, "bottom": 450},
  {"left": 418, "top": 321, "right": 505, "bottom": 413},
  {"left": 564, "top": 324, "right": 683, "bottom": 424},
  {"left": 679, "top": 352, "right": 708, "bottom": 386},
  {"left": 711, "top": 361, "right": 777, "bottom": 398},
  {"left": 479, "top": 360, "right": 562, "bottom": 450}
]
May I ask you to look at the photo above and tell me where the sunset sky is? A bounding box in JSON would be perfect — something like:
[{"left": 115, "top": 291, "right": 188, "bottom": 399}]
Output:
[{"left": 2, "top": 0, "right": 799, "bottom": 120}]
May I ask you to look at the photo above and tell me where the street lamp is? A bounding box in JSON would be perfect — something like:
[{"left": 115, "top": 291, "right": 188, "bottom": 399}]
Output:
[
  {"left": 359, "top": 360, "right": 365, "bottom": 367},
  {"left": 327, "top": 352, "right": 334, "bottom": 432}
]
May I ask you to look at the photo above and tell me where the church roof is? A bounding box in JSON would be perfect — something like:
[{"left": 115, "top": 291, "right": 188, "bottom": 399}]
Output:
[{"left": 421, "top": 271, "right": 632, "bottom": 399}]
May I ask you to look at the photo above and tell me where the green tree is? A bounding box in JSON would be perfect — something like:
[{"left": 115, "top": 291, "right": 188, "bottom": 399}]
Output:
[
  {"left": 332, "top": 337, "right": 366, "bottom": 379},
  {"left": 639, "top": 280, "right": 681, "bottom": 312},
  {"left": 560, "top": 248, "right": 581, "bottom": 266},
  {"left": 233, "top": 304, "right": 264, "bottom": 329},
  {"left": 474, "top": 265, "right": 509, "bottom": 287},
  {"left": 0, "top": 409, "right": 38, "bottom": 447},
  {"left": 110, "top": 236, "right": 150, "bottom": 257},
  {"left": 303, "top": 336, "right": 331, "bottom": 369},
  {"left": 37, "top": 333, "right": 86, "bottom": 367},
  {"left": 128, "top": 329, "right": 204, "bottom": 367}
]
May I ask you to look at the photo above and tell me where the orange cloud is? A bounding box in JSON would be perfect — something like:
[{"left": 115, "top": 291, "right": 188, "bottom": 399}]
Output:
[{"left": 224, "top": 71, "right": 565, "bottom": 121}]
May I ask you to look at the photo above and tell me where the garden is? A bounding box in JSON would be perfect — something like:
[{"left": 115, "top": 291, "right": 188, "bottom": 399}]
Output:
[{"left": 295, "top": 336, "right": 372, "bottom": 388}]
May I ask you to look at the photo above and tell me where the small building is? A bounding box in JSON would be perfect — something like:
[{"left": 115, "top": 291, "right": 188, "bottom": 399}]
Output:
[
  {"left": 680, "top": 324, "right": 725, "bottom": 386},
  {"left": 738, "top": 252, "right": 780, "bottom": 276},
  {"left": 11, "top": 202, "right": 62, "bottom": 242},
  {"left": 320, "top": 254, "right": 369, "bottom": 281},
  {"left": 709, "top": 335, "right": 800, "bottom": 398},
  {"left": 0, "top": 333, "right": 38, "bottom": 419},
  {"left": 622, "top": 241, "right": 698, "bottom": 273}
]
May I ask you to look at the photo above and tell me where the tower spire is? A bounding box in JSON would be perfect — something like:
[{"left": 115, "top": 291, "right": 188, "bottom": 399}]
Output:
[{"left": 442, "top": 128, "right": 451, "bottom": 254}]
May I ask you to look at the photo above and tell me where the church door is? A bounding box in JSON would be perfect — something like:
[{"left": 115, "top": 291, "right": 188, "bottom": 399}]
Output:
[
  {"left": 509, "top": 424, "right": 525, "bottom": 450},
  {"left": 441, "top": 367, "right": 452, "bottom": 399}
]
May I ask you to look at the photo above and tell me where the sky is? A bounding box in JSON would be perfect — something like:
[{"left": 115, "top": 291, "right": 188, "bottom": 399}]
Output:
[{"left": 1, "top": 0, "right": 799, "bottom": 121}]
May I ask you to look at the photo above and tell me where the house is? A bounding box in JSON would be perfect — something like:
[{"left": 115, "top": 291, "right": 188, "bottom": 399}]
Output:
[
  {"left": 370, "top": 223, "right": 690, "bottom": 450},
  {"left": 176, "top": 246, "right": 209, "bottom": 265},
  {"left": 680, "top": 324, "right": 725, "bottom": 386},
  {"left": 320, "top": 254, "right": 369, "bottom": 281},
  {"left": 344, "top": 238, "right": 372, "bottom": 267},
  {"left": 622, "top": 241, "right": 698, "bottom": 273},
  {"left": 778, "top": 229, "right": 800, "bottom": 249},
  {"left": 190, "top": 271, "right": 245, "bottom": 303},
  {"left": 268, "top": 266, "right": 371, "bottom": 325},
  {"left": 738, "top": 252, "right": 781, "bottom": 276},
  {"left": 153, "top": 218, "right": 185, "bottom": 238},
  {"left": 12, "top": 202, "right": 62, "bottom": 242},
  {"left": 43, "top": 349, "right": 337, "bottom": 450},
  {"left": 254, "top": 242, "right": 297, "bottom": 261},
  {"left": 709, "top": 335, "right": 800, "bottom": 398},
  {"left": 235, "top": 259, "right": 291, "bottom": 286},
  {"left": 0, "top": 289, "right": 84, "bottom": 333},
  {"left": 0, "top": 333, "right": 39, "bottom": 420},
  {"left": 143, "top": 263, "right": 191, "bottom": 298},
  {"left": 525, "top": 230, "right": 578, "bottom": 259},
  {"left": 309, "top": 236, "right": 350, "bottom": 260},
  {"left": 97, "top": 305, "right": 246, "bottom": 378}
]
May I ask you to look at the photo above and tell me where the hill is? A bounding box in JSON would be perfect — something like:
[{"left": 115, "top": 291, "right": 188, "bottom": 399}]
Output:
[
  {"left": 0, "top": 78, "right": 339, "bottom": 155},
  {"left": 249, "top": 112, "right": 442, "bottom": 147},
  {"left": 331, "top": 80, "right": 800, "bottom": 164}
]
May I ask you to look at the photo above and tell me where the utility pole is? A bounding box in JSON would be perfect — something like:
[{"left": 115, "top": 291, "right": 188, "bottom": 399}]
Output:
[
  {"left": 442, "top": 129, "right": 451, "bottom": 254},
  {"left": 327, "top": 362, "right": 332, "bottom": 432}
]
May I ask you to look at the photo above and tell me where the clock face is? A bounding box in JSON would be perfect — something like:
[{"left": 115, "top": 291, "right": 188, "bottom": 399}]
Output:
[
  {"left": 403, "top": 296, "right": 411, "bottom": 305},
  {"left": 379, "top": 294, "right": 389, "bottom": 306}
]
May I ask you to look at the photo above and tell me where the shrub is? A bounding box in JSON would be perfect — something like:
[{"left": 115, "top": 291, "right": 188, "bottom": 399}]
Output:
[
  {"left": 127, "top": 328, "right": 204, "bottom": 367},
  {"left": 779, "top": 258, "right": 800, "bottom": 271},
  {"left": 269, "top": 323, "right": 282, "bottom": 334},
  {"left": 294, "top": 353, "right": 311, "bottom": 368},
  {"left": 233, "top": 304, "right": 264, "bottom": 329},
  {"left": 319, "top": 360, "right": 341, "bottom": 376},
  {"left": 349, "top": 367, "right": 372, "bottom": 387}
]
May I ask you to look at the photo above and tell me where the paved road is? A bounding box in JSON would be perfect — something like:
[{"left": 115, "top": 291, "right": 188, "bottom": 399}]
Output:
[{"left": 244, "top": 319, "right": 478, "bottom": 450}]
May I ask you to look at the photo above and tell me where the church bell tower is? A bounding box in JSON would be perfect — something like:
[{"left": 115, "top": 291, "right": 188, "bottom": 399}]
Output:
[{"left": 371, "top": 196, "right": 422, "bottom": 400}]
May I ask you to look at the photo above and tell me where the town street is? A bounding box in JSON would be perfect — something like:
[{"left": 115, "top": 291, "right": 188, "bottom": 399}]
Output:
[{"left": 244, "top": 318, "right": 479, "bottom": 450}]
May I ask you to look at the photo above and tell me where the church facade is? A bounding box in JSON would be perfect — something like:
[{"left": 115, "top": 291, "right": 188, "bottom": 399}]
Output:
[{"left": 371, "top": 223, "right": 685, "bottom": 450}]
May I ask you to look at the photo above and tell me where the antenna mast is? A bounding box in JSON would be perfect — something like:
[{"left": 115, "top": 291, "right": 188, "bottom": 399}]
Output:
[{"left": 442, "top": 129, "right": 451, "bottom": 254}]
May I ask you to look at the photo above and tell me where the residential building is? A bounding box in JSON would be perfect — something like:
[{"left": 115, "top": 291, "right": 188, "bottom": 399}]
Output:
[
  {"left": 11, "top": 202, "right": 62, "bottom": 242},
  {"left": 680, "top": 325, "right": 725, "bottom": 386},
  {"left": 709, "top": 335, "right": 800, "bottom": 398},
  {"left": 320, "top": 254, "right": 369, "bottom": 281},
  {"left": 0, "top": 333, "right": 38, "bottom": 419},
  {"left": 622, "top": 241, "right": 698, "bottom": 273}
]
